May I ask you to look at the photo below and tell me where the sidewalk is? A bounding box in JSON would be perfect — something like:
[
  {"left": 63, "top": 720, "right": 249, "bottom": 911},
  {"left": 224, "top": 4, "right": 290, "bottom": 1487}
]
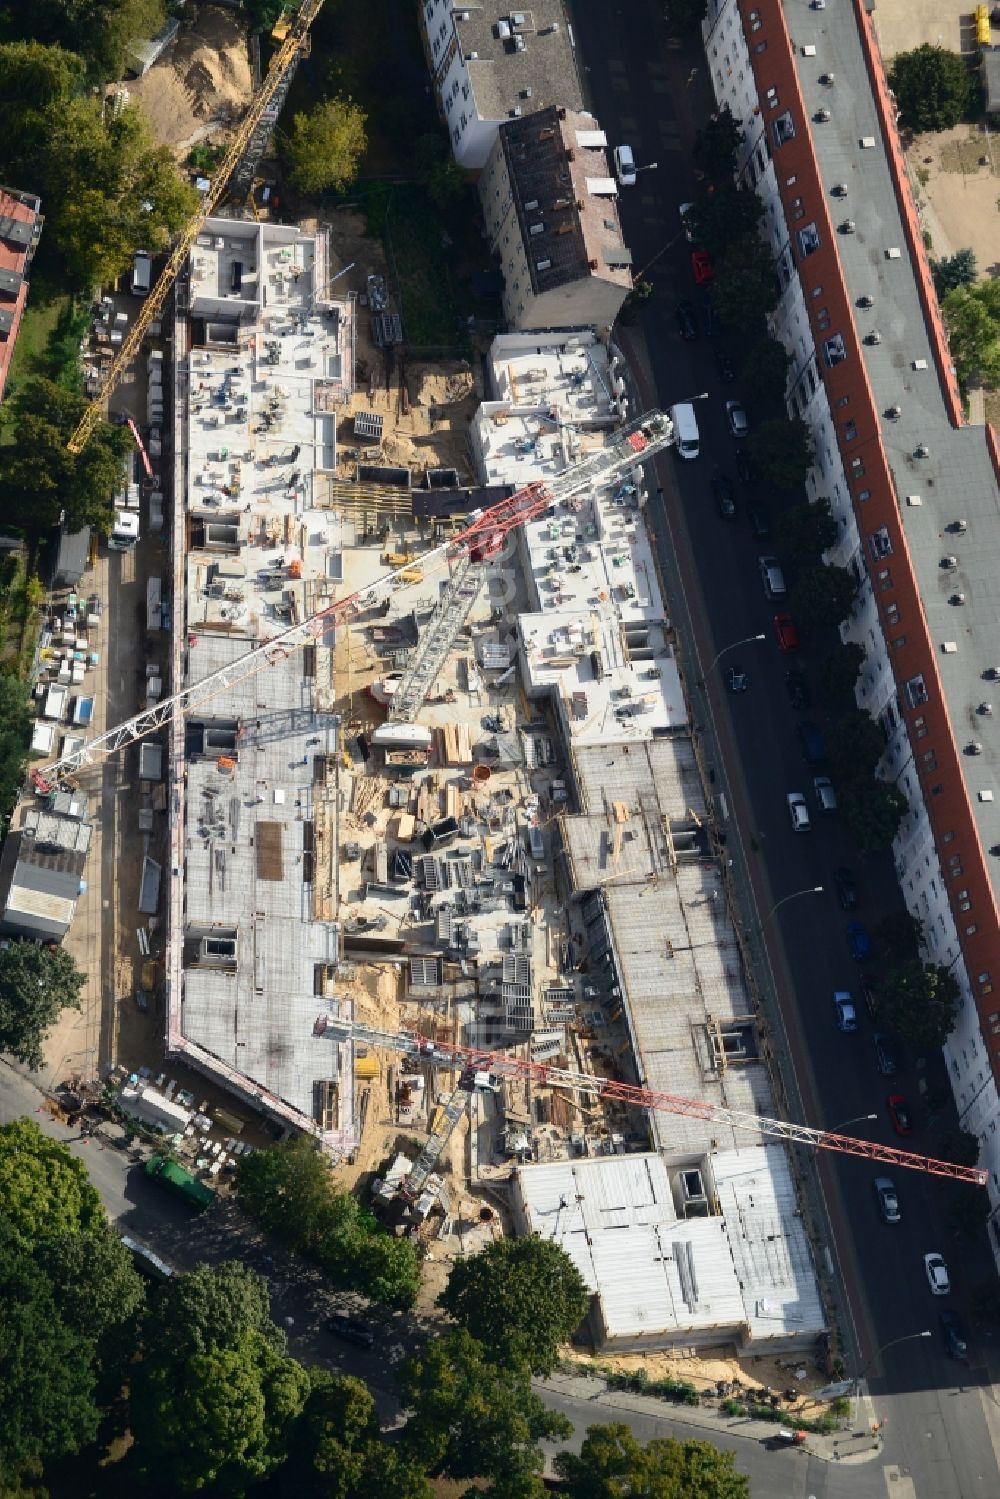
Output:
[{"left": 537, "top": 1370, "right": 884, "bottom": 1465}]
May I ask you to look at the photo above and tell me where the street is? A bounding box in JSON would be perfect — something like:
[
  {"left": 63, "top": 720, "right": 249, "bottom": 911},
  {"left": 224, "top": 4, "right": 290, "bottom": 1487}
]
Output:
[{"left": 565, "top": 0, "right": 1000, "bottom": 1493}]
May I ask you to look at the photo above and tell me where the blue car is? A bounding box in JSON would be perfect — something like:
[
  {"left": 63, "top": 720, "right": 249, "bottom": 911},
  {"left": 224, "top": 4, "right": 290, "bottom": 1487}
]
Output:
[{"left": 847, "top": 920, "right": 872, "bottom": 962}]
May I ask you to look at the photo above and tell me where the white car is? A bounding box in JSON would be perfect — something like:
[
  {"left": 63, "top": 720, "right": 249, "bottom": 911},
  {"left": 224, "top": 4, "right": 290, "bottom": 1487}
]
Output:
[
  {"left": 814, "top": 775, "right": 837, "bottom": 814},
  {"left": 924, "top": 1253, "right": 950, "bottom": 1296},
  {"left": 726, "top": 399, "right": 749, "bottom": 438},
  {"left": 787, "top": 791, "right": 811, "bottom": 833},
  {"left": 833, "top": 991, "right": 858, "bottom": 1032},
  {"left": 614, "top": 144, "right": 637, "bottom": 186}
]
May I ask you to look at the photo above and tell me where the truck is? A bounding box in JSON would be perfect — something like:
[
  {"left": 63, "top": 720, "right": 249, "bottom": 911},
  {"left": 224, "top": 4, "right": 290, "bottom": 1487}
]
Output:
[
  {"left": 109, "top": 510, "right": 140, "bottom": 551},
  {"left": 144, "top": 1155, "right": 215, "bottom": 1211}
]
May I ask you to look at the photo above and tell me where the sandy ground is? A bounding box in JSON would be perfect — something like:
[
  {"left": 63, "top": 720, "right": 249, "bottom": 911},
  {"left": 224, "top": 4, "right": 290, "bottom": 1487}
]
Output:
[
  {"left": 906, "top": 126, "right": 1000, "bottom": 278},
  {"left": 128, "top": 4, "right": 253, "bottom": 158},
  {"left": 562, "top": 1344, "right": 830, "bottom": 1414},
  {"left": 872, "top": 0, "right": 985, "bottom": 64}
]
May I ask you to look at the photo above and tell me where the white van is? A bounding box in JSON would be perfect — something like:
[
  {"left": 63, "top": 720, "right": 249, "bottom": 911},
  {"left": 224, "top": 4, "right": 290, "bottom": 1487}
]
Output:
[
  {"left": 131, "top": 251, "right": 152, "bottom": 297},
  {"left": 669, "top": 402, "right": 700, "bottom": 460},
  {"left": 758, "top": 555, "right": 787, "bottom": 599},
  {"left": 613, "top": 145, "right": 637, "bottom": 186}
]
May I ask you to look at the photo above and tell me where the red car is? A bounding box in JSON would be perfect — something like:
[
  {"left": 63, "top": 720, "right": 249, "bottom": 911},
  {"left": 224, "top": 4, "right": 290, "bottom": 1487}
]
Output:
[
  {"left": 887, "top": 1093, "right": 913, "bottom": 1136},
  {"left": 773, "top": 613, "right": 799, "bottom": 652},
  {"left": 691, "top": 249, "right": 714, "bottom": 286}
]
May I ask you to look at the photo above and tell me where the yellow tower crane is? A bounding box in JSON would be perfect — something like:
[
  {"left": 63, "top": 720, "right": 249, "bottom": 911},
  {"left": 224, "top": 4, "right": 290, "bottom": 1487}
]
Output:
[{"left": 66, "top": 0, "right": 326, "bottom": 456}]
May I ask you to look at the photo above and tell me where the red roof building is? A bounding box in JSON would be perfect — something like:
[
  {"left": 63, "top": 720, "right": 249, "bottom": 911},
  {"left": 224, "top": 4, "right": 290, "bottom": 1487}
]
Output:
[{"left": 0, "top": 186, "right": 43, "bottom": 405}]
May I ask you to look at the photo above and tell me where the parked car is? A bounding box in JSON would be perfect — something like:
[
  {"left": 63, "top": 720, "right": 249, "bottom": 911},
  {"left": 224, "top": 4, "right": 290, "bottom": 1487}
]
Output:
[
  {"left": 888, "top": 1093, "right": 913, "bottom": 1136},
  {"left": 679, "top": 201, "right": 695, "bottom": 241},
  {"left": 874, "top": 1175, "right": 900, "bottom": 1224},
  {"left": 715, "top": 347, "right": 736, "bottom": 383},
  {"left": 747, "top": 503, "right": 771, "bottom": 539},
  {"left": 787, "top": 791, "right": 811, "bottom": 833},
  {"left": 326, "top": 1314, "right": 375, "bottom": 1349},
  {"left": 735, "top": 447, "right": 756, "bottom": 484},
  {"left": 785, "top": 669, "right": 810, "bottom": 709},
  {"left": 676, "top": 299, "right": 698, "bottom": 341},
  {"left": 727, "top": 664, "right": 748, "bottom": 693},
  {"left": 873, "top": 1031, "right": 898, "bottom": 1076},
  {"left": 833, "top": 990, "right": 858, "bottom": 1032},
  {"left": 613, "top": 144, "right": 637, "bottom": 186},
  {"left": 797, "top": 720, "right": 826, "bottom": 766},
  {"left": 859, "top": 974, "right": 879, "bottom": 1019},
  {"left": 691, "top": 248, "right": 714, "bottom": 285},
  {"left": 848, "top": 919, "right": 872, "bottom": 961},
  {"left": 773, "top": 612, "right": 799, "bottom": 652},
  {"left": 713, "top": 474, "right": 737, "bottom": 519},
  {"left": 701, "top": 297, "right": 722, "bottom": 337},
  {"left": 725, "top": 399, "right": 749, "bottom": 438},
  {"left": 924, "top": 1252, "right": 950, "bottom": 1296},
  {"left": 814, "top": 775, "right": 837, "bottom": 814},
  {"left": 940, "top": 1308, "right": 968, "bottom": 1359},
  {"left": 833, "top": 866, "right": 859, "bottom": 910}
]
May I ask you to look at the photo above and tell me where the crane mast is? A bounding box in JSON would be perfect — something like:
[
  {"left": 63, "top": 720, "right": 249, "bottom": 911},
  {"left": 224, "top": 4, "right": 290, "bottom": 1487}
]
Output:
[
  {"left": 36, "top": 410, "right": 673, "bottom": 781},
  {"left": 66, "top": 0, "right": 327, "bottom": 455},
  {"left": 314, "top": 1015, "right": 989, "bottom": 1187}
]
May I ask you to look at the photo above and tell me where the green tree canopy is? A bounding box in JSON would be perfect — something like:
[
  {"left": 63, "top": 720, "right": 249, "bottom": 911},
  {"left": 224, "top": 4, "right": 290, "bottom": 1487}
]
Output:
[
  {"left": 144, "top": 1260, "right": 285, "bottom": 1367},
  {"left": 819, "top": 641, "right": 866, "bottom": 699},
  {"left": 776, "top": 497, "right": 838, "bottom": 559},
  {"left": 438, "top": 1236, "right": 589, "bottom": 1376},
  {"left": 949, "top": 1184, "right": 989, "bottom": 1240},
  {"left": 554, "top": 1422, "right": 750, "bottom": 1499},
  {"left": 245, "top": 0, "right": 287, "bottom": 30},
  {"left": 942, "top": 284, "right": 1000, "bottom": 390},
  {"left": 279, "top": 1370, "right": 431, "bottom": 1499},
  {"left": 686, "top": 185, "right": 764, "bottom": 260},
  {"left": 938, "top": 1129, "right": 981, "bottom": 1167},
  {"left": 0, "top": 40, "right": 84, "bottom": 179},
  {"left": 880, "top": 961, "right": 960, "bottom": 1047},
  {"left": 284, "top": 98, "right": 368, "bottom": 195},
  {"left": 8, "top": 0, "right": 167, "bottom": 82},
  {"left": 840, "top": 776, "right": 908, "bottom": 851},
  {"left": 932, "top": 248, "right": 977, "bottom": 299},
  {"left": 692, "top": 109, "right": 744, "bottom": 182},
  {"left": 399, "top": 1329, "right": 571, "bottom": 1497},
  {"left": 0, "top": 674, "right": 32, "bottom": 820},
  {"left": 788, "top": 564, "right": 857, "bottom": 631},
  {"left": 825, "top": 709, "right": 885, "bottom": 781},
  {"left": 0, "top": 942, "right": 86, "bottom": 1072},
  {"left": 888, "top": 45, "right": 974, "bottom": 133},
  {"left": 746, "top": 416, "right": 812, "bottom": 490},
  {"left": 663, "top": 0, "right": 708, "bottom": 38},
  {"left": 710, "top": 235, "right": 777, "bottom": 333},
  {"left": 875, "top": 910, "right": 924, "bottom": 962},
  {"left": 740, "top": 335, "right": 791, "bottom": 403}
]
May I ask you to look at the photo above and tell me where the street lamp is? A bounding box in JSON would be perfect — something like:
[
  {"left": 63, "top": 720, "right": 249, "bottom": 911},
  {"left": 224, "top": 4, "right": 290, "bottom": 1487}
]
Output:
[
  {"left": 823, "top": 1112, "right": 877, "bottom": 1137},
  {"left": 854, "top": 1330, "right": 931, "bottom": 1425},
  {"left": 697, "top": 632, "right": 765, "bottom": 686},
  {"left": 635, "top": 161, "right": 659, "bottom": 175},
  {"left": 761, "top": 884, "right": 824, "bottom": 929}
]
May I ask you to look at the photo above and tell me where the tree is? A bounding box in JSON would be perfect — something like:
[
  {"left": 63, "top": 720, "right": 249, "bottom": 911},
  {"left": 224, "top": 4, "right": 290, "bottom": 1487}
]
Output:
[
  {"left": 663, "top": 0, "right": 708, "bottom": 37},
  {"left": 880, "top": 961, "right": 960, "bottom": 1047},
  {"left": 245, "top": 0, "right": 286, "bottom": 30},
  {"left": 840, "top": 776, "right": 908, "bottom": 851},
  {"left": 8, "top": 0, "right": 167, "bottom": 82},
  {"left": 971, "top": 1280, "right": 1000, "bottom": 1324},
  {"left": 0, "top": 1236, "right": 103, "bottom": 1486},
  {"left": 554, "top": 1423, "right": 750, "bottom": 1499},
  {"left": 279, "top": 1371, "right": 431, "bottom": 1499},
  {"left": 0, "top": 674, "right": 32, "bottom": 819},
  {"left": 739, "top": 335, "right": 790, "bottom": 403},
  {"left": 888, "top": 45, "right": 973, "bottom": 133},
  {"left": 942, "top": 284, "right": 1000, "bottom": 390},
  {"left": 0, "top": 1119, "right": 103, "bottom": 1251},
  {"left": 949, "top": 1184, "right": 990, "bottom": 1240},
  {"left": 438, "top": 1237, "right": 590, "bottom": 1376},
  {"left": 932, "top": 248, "right": 977, "bottom": 299},
  {"left": 875, "top": 910, "right": 924, "bottom": 962},
  {"left": 130, "top": 1330, "right": 310, "bottom": 1494},
  {"left": 685, "top": 185, "right": 763, "bottom": 260},
  {"left": 284, "top": 98, "right": 368, "bottom": 196},
  {"left": 399, "top": 1329, "right": 571, "bottom": 1496},
  {"left": 710, "top": 235, "right": 777, "bottom": 333},
  {"left": 143, "top": 1261, "right": 285, "bottom": 1367},
  {"left": 777, "top": 497, "right": 839, "bottom": 559},
  {"left": 693, "top": 109, "right": 744, "bottom": 182},
  {"left": 35, "top": 1225, "right": 145, "bottom": 1379},
  {"left": 788, "top": 564, "right": 857, "bottom": 631},
  {"left": 0, "top": 941, "right": 86, "bottom": 1070},
  {"left": 825, "top": 709, "right": 885, "bottom": 782},
  {"left": 0, "top": 41, "right": 84, "bottom": 182},
  {"left": 819, "top": 641, "right": 866, "bottom": 699},
  {"left": 746, "top": 416, "right": 812, "bottom": 490},
  {"left": 938, "top": 1129, "right": 981, "bottom": 1168}
]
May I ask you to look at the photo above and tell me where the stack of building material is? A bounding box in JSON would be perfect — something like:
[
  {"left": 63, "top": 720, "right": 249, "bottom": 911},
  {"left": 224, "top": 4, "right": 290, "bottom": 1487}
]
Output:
[{"left": 439, "top": 722, "right": 473, "bottom": 764}]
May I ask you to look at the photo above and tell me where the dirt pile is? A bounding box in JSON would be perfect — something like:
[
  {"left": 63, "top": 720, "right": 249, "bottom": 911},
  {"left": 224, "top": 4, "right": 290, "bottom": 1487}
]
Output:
[{"left": 129, "top": 5, "right": 253, "bottom": 156}]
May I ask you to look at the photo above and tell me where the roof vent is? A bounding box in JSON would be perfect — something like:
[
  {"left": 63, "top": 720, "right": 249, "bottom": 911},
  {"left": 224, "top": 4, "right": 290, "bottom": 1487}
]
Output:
[
  {"left": 539, "top": 126, "right": 556, "bottom": 141},
  {"left": 514, "top": 34, "right": 526, "bottom": 51},
  {"left": 949, "top": 593, "right": 966, "bottom": 606},
  {"left": 967, "top": 742, "right": 984, "bottom": 755},
  {"left": 508, "top": 106, "right": 522, "bottom": 117},
  {"left": 495, "top": 19, "right": 511, "bottom": 37},
  {"left": 520, "top": 87, "right": 533, "bottom": 99},
  {"left": 840, "top": 219, "right": 856, "bottom": 234},
  {"left": 940, "top": 555, "right": 958, "bottom": 570},
  {"left": 885, "top": 405, "right": 901, "bottom": 420},
  {"left": 986, "top": 667, "right": 1000, "bottom": 681},
  {"left": 815, "top": 108, "right": 831, "bottom": 122},
  {"left": 536, "top": 258, "right": 552, "bottom": 271},
  {"left": 523, "top": 198, "right": 539, "bottom": 211},
  {"left": 951, "top": 519, "right": 968, "bottom": 533},
  {"left": 832, "top": 183, "right": 849, "bottom": 197},
  {"left": 915, "top": 442, "right": 930, "bottom": 458},
  {"left": 978, "top": 703, "right": 994, "bottom": 716},
  {"left": 820, "top": 72, "right": 836, "bottom": 85},
  {"left": 529, "top": 222, "right": 545, "bottom": 235},
  {"left": 857, "top": 296, "right": 874, "bottom": 310},
  {"left": 866, "top": 330, "right": 882, "bottom": 345}
]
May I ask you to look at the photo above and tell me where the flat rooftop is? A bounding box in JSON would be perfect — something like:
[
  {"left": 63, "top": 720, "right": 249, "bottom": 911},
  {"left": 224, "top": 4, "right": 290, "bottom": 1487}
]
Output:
[
  {"left": 452, "top": 2, "right": 583, "bottom": 122},
  {"left": 513, "top": 1149, "right": 824, "bottom": 1350},
  {"left": 790, "top": 5, "right": 1000, "bottom": 905}
]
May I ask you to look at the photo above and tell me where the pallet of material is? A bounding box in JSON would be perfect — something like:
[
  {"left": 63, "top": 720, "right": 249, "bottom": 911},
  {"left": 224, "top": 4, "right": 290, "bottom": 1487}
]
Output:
[
  {"left": 396, "top": 811, "right": 416, "bottom": 841},
  {"left": 439, "top": 722, "right": 473, "bottom": 765}
]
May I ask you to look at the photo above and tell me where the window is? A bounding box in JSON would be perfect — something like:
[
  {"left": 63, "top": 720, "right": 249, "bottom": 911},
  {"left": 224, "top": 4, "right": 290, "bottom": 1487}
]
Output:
[
  {"left": 877, "top": 567, "right": 892, "bottom": 590},
  {"left": 893, "top": 635, "right": 907, "bottom": 649},
  {"left": 790, "top": 195, "right": 805, "bottom": 221},
  {"left": 857, "top": 487, "right": 871, "bottom": 502},
  {"left": 851, "top": 457, "right": 866, "bottom": 478},
  {"left": 755, "top": 39, "right": 768, "bottom": 53},
  {"left": 869, "top": 526, "right": 892, "bottom": 559},
  {"left": 836, "top": 394, "right": 851, "bottom": 408},
  {"left": 786, "top": 174, "right": 798, "bottom": 187},
  {"left": 843, "top": 419, "right": 857, "bottom": 440},
  {"left": 824, "top": 333, "right": 848, "bottom": 366},
  {"left": 811, "top": 284, "right": 823, "bottom": 298},
  {"left": 886, "top": 602, "right": 900, "bottom": 624},
  {"left": 905, "top": 673, "right": 928, "bottom": 707},
  {"left": 957, "top": 888, "right": 972, "bottom": 912},
  {"left": 943, "top": 829, "right": 956, "bottom": 843},
  {"left": 798, "top": 223, "right": 820, "bottom": 256},
  {"left": 774, "top": 111, "right": 795, "bottom": 144},
  {"left": 817, "top": 308, "right": 831, "bottom": 330},
  {"left": 922, "top": 750, "right": 938, "bottom": 770},
  {"left": 766, "top": 86, "right": 779, "bottom": 108},
  {"left": 931, "top": 784, "right": 944, "bottom": 796},
  {"left": 968, "top": 923, "right": 978, "bottom": 935}
]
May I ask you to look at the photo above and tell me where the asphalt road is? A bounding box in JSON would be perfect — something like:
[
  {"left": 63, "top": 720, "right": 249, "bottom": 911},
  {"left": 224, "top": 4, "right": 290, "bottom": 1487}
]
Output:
[{"left": 564, "top": 0, "right": 1000, "bottom": 1493}]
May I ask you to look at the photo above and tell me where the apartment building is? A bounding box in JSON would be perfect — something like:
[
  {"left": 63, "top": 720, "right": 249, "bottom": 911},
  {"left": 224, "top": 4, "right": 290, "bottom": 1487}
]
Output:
[
  {"left": 479, "top": 106, "right": 632, "bottom": 330},
  {"left": 419, "top": 0, "right": 582, "bottom": 169},
  {"left": 0, "top": 185, "right": 43, "bottom": 404},
  {"left": 702, "top": 0, "right": 1000, "bottom": 1260}
]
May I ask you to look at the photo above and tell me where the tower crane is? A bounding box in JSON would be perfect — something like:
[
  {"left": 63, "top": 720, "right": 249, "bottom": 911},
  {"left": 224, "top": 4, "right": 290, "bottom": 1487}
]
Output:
[
  {"left": 66, "top": 0, "right": 326, "bottom": 456},
  {"left": 35, "top": 410, "right": 673, "bottom": 785},
  {"left": 313, "top": 1014, "right": 989, "bottom": 1188}
]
